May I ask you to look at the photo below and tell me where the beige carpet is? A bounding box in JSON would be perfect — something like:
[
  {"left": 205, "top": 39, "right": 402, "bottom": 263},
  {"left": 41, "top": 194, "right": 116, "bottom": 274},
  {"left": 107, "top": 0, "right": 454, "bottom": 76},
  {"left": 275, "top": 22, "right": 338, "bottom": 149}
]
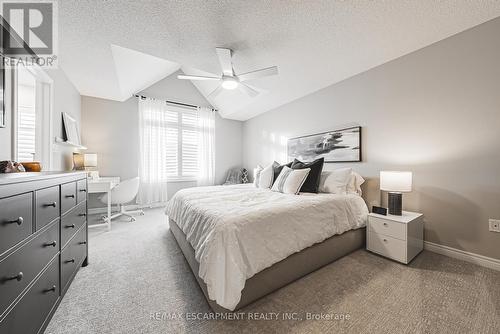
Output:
[{"left": 45, "top": 208, "right": 500, "bottom": 334}]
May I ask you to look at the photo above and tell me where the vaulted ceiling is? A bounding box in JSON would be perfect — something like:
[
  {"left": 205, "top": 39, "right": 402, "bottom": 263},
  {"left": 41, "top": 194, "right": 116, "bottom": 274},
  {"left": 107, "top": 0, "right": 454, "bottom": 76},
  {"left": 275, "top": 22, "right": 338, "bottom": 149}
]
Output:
[{"left": 58, "top": 1, "right": 500, "bottom": 120}]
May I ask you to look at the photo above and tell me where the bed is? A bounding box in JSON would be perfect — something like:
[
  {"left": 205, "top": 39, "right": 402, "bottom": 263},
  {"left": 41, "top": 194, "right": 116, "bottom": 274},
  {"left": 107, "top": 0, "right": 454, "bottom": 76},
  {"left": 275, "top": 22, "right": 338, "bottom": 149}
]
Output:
[{"left": 165, "top": 184, "right": 369, "bottom": 312}]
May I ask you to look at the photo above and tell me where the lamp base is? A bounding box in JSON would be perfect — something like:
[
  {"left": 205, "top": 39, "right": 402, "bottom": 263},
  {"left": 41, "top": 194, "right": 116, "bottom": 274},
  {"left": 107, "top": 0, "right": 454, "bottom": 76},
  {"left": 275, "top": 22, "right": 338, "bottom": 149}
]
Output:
[{"left": 388, "top": 192, "right": 402, "bottom": 216}]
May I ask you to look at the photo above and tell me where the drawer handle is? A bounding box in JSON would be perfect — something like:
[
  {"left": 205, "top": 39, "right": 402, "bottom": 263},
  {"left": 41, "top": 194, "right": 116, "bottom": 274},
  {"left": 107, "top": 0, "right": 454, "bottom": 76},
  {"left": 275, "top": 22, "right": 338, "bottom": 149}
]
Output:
[
  {"left": 65, "top": 258, "right": 75, "bottom": 264},
  {"left": 5, "top": 217, "right": 24, "bottom": 226},
  {"left": 65, "top": 194, "right": 75, "bottom": 199},
  {"left": 44, "top": 241, "right": 57, "bottom": 247},
  {"left": 79, "top": 213, "right": 87, "bottom": 217},
  {"left": 65, "top": 224, "right": 76, "bottom": 228},
  {"left": 79, "top": 241, "right": 87, "bottom": 245},
  {"left": 43, "top": 285, "right": 57, "bottom": 293},
  {"left": 6, "top": 272, "right": 23, "bottom": 282},
  {"left": 79, "top": 189, "right": 87, "bottom": 193},
  {"left": 383, "top": 222, "right": 388, "bottom": 226},
  {"left": 44, "top": 202, "right": 57, "bottom": 208}
]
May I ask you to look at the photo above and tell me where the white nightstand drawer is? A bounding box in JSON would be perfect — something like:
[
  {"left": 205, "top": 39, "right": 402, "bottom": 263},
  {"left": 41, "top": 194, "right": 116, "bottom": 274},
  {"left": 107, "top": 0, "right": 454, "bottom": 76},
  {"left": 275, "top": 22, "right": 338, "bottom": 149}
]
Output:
[
  {"left": 369, "top": 216, "right": 406, "bottom": 240},
  {"left": 368, "top": 232, "right": 406, "bottom": 263}
]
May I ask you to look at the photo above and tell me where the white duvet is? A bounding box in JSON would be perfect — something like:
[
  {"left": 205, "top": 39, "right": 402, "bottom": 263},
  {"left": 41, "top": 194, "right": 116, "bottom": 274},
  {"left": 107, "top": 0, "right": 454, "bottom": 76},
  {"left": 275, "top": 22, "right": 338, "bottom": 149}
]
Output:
[{"left": 165, "top": 184, "right": 368, "bottom": 310}]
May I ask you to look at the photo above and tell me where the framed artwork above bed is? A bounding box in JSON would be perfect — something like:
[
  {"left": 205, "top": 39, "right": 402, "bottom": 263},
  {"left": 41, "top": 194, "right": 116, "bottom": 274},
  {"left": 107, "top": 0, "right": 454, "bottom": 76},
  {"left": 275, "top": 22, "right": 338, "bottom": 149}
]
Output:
[{"left": 287, "top": 126, "right": 362, "bottom": 163}]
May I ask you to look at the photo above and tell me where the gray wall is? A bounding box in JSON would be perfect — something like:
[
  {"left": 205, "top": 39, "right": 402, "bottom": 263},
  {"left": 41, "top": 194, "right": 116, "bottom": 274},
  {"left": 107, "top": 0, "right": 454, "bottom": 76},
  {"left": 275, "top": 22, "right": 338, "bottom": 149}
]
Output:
[
  {"left": 242, "top": 18, "right": 500, "bottom": 259},
  {"left": 82, "top": 70, "right": 242, "bottom": 208},
  {"left": 47, "top": 68, "right": 82, "bottom": 171},
  {"left": 0, "top": 67, "right": 81, "bottom": 170}
]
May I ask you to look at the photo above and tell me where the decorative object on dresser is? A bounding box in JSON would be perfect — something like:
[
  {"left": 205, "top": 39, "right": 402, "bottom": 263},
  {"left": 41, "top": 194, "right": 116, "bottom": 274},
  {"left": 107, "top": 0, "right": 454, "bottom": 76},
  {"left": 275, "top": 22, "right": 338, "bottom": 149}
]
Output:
[
  {"left": 380, "top": 171, "right": 413, "bottom": 216},
  {"left": 19, "top": 162, "right": 42, "bottom": 172},
  {"left": 73, "top": 153, "right": 99, "bottom": 179},
  {"left": 0, "top": 172, "right": 88, "bottom": 334},
  {"left": 0, "top": 161, "right": 26, "bottom": 173},
  {"left": 287, "top": 126, "right": 361, "bottom": 163},
  {"left": 367, "top": 211, "right": 423, "bottom": 264}
]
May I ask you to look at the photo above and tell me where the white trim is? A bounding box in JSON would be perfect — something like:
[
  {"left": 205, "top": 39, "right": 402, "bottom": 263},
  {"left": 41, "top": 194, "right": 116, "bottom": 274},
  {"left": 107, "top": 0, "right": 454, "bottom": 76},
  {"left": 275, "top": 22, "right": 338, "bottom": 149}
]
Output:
[{"left": 424, "top": 241, "right": 500, "bottom": 271}]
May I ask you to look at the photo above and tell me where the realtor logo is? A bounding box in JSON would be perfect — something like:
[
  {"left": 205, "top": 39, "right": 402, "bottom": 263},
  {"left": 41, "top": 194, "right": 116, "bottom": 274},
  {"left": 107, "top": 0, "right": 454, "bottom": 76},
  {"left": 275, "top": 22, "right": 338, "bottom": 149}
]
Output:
[{"left": 1, "top": 0, "right": 58, "bottom": 67}]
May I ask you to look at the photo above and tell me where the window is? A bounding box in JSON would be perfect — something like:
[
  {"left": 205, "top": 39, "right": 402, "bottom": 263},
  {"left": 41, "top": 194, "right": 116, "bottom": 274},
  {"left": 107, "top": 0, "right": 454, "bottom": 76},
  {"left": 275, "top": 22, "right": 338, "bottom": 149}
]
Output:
[
  {"left": 16, "top": 66, "right": 36, "bottom": 162},
  {"left": 13, "top": 63, "right": 53, "bottom": 168},
  {"left": 143, "top": 105, "right": 199, "bottom": 181}
]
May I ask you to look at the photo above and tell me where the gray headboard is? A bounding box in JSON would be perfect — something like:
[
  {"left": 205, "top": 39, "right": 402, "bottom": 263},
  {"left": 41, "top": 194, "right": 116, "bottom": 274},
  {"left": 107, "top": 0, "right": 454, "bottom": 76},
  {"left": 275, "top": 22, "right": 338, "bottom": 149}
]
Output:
[{"left": 361, "top": 177, "right": 381, "bottom": 212}]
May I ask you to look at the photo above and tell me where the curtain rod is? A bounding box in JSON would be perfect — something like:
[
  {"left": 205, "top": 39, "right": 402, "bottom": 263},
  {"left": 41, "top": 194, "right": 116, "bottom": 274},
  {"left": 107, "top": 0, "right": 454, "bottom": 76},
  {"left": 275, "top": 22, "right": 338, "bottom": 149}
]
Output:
[{"left": 133, "top": 94, "right": 217, "bottom": 112}]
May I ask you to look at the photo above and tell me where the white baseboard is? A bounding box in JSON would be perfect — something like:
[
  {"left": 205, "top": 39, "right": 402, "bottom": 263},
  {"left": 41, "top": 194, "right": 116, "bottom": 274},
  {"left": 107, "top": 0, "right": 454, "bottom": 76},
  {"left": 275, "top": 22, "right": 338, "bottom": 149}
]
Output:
[
  {"left": 88, "top": 202, "right": 166, "bottom": 215},
  {"left": 424, "top": 241, "right": 500, "bottom": 272}
]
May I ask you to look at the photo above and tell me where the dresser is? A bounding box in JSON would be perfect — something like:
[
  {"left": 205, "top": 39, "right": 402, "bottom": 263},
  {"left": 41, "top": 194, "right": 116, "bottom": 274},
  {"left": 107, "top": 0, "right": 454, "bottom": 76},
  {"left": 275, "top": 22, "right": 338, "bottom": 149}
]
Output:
[
  {"left": 367, "top": 211, "right": 424, "bottom": 264},
  {"left": 0, "top": 172, "right": 88, "bottom": 334}
]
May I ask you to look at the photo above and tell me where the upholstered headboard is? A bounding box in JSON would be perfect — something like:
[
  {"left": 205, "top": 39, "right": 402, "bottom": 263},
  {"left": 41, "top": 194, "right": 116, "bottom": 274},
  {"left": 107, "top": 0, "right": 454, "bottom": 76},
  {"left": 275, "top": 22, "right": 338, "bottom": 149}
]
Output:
[{"left": 361, "top": 177, "right": 381, "bottom": 212}]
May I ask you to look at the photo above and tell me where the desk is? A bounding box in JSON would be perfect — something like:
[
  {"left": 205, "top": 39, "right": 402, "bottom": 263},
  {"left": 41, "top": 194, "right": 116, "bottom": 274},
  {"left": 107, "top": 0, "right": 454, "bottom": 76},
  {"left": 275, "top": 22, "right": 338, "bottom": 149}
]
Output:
[{"left": 88, "top": 176, "right": 120, "bottom": 231}]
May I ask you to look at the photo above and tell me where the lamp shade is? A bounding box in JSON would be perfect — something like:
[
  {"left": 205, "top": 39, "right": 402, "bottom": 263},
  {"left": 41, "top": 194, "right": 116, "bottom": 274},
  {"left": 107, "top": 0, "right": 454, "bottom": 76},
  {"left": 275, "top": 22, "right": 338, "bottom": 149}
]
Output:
[
  {"left": 380, "top": 171, "right": 412, "bottom": 192},
  {"left": 83, "top": 154, "right": 98, "bottom": 167},
  {"left": 73, "top": 153, "right": 97, "bottom": 169}
]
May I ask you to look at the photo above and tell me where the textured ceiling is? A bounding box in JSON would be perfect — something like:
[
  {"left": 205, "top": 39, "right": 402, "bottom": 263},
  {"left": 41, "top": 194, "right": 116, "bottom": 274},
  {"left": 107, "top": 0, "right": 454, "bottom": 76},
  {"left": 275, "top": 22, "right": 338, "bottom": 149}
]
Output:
[{"left": 58, "top": 1, "right": 500, "bottom": 120}]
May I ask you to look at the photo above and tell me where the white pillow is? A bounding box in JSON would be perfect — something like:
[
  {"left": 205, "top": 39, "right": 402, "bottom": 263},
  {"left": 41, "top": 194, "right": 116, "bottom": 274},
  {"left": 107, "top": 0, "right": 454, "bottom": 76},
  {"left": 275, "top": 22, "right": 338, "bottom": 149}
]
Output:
[
  {"left": 318, "top": 168, "right": 352, "bottom": 194},
  {"left": 258, "top": 163, "right": 274, "bottom": 189},
  {"left": 253, "top": 165, "right": 263, "bottom": 187},
  {"left": 347, "top": 172, "right": 365, "bottom": 195},
  {"left": 271, "top": 166, "right": 311, "bottom": 194}
]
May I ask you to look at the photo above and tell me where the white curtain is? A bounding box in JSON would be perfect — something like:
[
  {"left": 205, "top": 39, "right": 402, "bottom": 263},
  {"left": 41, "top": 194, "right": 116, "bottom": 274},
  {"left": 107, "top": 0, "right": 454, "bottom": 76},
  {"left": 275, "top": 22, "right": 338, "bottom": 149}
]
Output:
[
  {"left": 137, "top": 98, "right": 169, "bottom": 204},
  {"left": 197, "top": 107, "right": 216, "bottom": 186}
]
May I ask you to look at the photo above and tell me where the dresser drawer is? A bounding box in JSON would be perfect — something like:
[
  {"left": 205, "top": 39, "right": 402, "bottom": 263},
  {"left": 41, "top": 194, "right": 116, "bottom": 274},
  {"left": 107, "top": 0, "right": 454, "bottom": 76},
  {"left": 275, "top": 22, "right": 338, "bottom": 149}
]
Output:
[
  {"left": 35, "top": 186, "right": 60, "bottom": 231},
  {"left": 76, "top": 179, "right": 87, "bottom": 204},
  {"left": 0, "top": 220, "right": 59, "bottom": 316},
  {"left": 61, "top": 225, "right": 87, "bottom": 291},
  {"left": 368, "top": 232, "right": 406, "bottom": 263},
  {"left": 369, "top": 216, "right": 406, "bottom": 240},
  {"left": 61, "top": 202, "right": 87, "bottom": 249},
  {"left": 0, "top": 193, "right": 33, "bottom": 256},
  {"left": 61, "top": 182, "right": 77, "bottom": 215},
  {"left": 0, "top": 257, "right": 59, "bottom": 334}
]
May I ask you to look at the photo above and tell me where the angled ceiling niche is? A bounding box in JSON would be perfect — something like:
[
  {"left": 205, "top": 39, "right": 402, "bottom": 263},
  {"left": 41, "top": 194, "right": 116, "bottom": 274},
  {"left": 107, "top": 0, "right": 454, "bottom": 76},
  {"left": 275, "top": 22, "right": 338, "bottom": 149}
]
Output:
[{"left": 110, "top": 45, "right": 180, "bottom": 101}]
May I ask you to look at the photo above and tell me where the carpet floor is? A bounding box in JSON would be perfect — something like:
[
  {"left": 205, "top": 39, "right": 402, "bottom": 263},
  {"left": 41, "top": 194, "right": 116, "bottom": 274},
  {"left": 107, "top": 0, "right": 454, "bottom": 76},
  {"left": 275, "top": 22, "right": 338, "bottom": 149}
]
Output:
[{"left": 45, "top": 208, "right": 500, "bottom": 334}]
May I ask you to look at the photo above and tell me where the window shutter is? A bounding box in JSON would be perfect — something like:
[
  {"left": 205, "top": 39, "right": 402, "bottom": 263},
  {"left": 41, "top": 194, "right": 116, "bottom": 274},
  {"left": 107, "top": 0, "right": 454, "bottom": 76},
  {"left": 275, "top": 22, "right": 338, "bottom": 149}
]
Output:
[
  {"left": 165, "top": 127, "right": 179, "bottom": 177},
  {"left": 182, "top": 129, "right": 198, "bottom": 177}
]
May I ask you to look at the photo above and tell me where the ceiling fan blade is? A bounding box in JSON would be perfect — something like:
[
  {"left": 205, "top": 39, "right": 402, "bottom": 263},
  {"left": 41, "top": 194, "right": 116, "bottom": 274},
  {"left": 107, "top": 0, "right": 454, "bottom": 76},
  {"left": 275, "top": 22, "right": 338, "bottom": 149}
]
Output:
[
  {"left": 245, "top": 83, "right": 268, "bottom": 94},
  {"left": 239, "top": 83, "right": 260, "bottom": 98},
  {"left": 215, "top": 48, "right": 234, "bottom": 76},
  {"left": 208, "top": 85, "right": 224, "bottom": 99},
  {"left": 237, "top": 66, "right": 278, "bottom": 82},
  {"left": 177, "top": 74, "right": 220, "bottom": 81}
]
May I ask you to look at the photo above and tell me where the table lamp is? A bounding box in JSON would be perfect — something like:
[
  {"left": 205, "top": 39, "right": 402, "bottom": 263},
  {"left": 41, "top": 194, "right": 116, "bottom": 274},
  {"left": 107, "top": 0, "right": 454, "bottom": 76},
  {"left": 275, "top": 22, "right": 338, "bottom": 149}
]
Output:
[
  {"left": 73, "top": 153, "right": 99, "bottom": 179},
  {"left": 380, "top": 171, "right": 412, "bottom": 216}
]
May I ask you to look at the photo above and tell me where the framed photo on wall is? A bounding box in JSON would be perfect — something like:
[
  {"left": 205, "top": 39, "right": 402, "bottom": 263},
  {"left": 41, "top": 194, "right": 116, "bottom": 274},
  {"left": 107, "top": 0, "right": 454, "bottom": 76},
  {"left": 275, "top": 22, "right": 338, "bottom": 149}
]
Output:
[
  {"left": 288, "top": 126, "right": 362, "bottom": 163},
  {"left": 62, "top": 112, "right": 81, "bottom": 145}
]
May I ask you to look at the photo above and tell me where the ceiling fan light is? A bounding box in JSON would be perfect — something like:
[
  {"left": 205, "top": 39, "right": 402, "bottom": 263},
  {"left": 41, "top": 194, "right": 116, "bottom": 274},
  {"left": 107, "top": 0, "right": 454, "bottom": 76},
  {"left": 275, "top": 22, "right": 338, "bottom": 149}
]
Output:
[{"left": 221, "top": 77, "right": 239, "bottom": 90}]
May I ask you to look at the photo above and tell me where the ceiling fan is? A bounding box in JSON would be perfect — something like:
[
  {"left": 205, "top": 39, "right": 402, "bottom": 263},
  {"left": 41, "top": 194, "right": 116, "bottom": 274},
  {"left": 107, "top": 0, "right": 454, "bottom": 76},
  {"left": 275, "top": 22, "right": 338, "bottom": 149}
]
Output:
[{"left": 177, "top": 48, "right": 278, "bottom": 98}]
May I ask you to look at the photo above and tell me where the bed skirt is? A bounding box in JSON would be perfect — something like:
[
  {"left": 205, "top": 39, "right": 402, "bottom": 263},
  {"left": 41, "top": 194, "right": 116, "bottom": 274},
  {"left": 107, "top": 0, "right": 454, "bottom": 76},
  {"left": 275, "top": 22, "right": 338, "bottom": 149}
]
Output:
[{"left": 169, "top": 218, "right": 366, "bottom": 312}]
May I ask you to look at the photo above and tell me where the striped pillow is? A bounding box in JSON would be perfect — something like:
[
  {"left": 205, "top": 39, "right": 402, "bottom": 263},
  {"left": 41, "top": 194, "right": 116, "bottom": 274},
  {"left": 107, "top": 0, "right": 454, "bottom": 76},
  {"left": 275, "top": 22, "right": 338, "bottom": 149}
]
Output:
[{"left": 271, "top": 166, "right": 311, "bottom": 194}]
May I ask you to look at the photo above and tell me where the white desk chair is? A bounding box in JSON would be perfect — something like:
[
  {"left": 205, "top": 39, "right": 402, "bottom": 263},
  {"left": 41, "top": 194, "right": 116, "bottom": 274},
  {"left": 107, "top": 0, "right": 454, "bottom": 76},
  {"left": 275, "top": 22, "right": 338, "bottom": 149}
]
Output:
[{"left": 99, "top": 177, "right": 144, "bottom": 222}]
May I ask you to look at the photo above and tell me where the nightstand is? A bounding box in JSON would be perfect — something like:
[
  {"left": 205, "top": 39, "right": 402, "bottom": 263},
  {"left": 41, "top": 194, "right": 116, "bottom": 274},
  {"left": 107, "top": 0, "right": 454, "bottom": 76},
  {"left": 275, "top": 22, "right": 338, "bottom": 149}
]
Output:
[{"left": 367, "top": 211, "right": 424, "bottom": 264}]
